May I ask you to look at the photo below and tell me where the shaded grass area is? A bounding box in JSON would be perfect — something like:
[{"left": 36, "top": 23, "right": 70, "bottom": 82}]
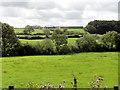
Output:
[{"left": 2, "top": 52, "right": 118, "bottom": 88}]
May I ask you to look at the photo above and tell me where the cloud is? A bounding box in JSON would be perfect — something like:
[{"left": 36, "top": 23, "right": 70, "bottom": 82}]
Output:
[
  {"left": 0, "top": 2, "right": 29, "bottom": 8},
  {"left": 0, "top": 0, "right": 119, "bottom": 27}
]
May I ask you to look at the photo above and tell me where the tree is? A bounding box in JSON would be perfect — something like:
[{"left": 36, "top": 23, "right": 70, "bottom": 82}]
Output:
[
  {"left": 43, "top": 29, "right": 50, "bottom": 38},
  {"left": 23, "top": 25, "right": 34, "bottom": 35},
  {"left": 115, "top": 33, "right": 120, "bottom": 51},
  {"left": 100, "top": 31, "right": 120, "bottom": 50},
  {"left": 34, "top": 39, "right": 54, "bottom": 54},
  {"left": 84, "top": 25, "right": 96, "bottom": 34},
  {"left": 51, "top": 29, "right": 68, "bottom": 54},
  {"left": 76, "top": 34, "right": 98, "bottom": 52},
  {"left": 2, "top": 22, "right": 21, "bottom": 56},
  {"left": 63, "top": 28, "right": 68, "bottom": 32},
  {"left": 85, "top": 20, "right": 120, "bottom": 34}
]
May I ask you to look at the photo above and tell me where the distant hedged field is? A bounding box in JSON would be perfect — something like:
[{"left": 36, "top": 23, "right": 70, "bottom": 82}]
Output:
[{"left": 1, "top": 20, "right": 120, "bottom": 56}]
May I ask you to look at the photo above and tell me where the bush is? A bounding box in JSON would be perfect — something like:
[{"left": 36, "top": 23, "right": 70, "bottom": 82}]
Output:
[
  {"left": 33, "top": 39, "right": 55, "bottom": 55},
  {"left": 76, "top": 34, "right": 98, "bottom": 52},
  {"left": 69, "top": 45, "right": 79, "bottom": 53},
  {"left": 15, "top": 43, "right": 37, "bottom": 56},
  {"left": 58, "top": 45, "right": 71, "bottom": 54},
  {"left": 100, "top": 31, "right": 120, "bottom": 51}
]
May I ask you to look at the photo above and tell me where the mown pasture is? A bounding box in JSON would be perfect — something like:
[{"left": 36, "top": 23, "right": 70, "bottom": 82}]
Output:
[
  {"left": 19, "top": 38, "right": 78, "bottom": 45},
  {"left": 2, "top": 52, "right": 118, "bottom": 88},
  {"left": 14, "top": 28, "right": 86, "bottom": 34}
]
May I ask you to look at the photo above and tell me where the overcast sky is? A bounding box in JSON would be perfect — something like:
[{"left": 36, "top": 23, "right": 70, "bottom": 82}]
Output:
[{"left": 0, "top": 0, "right": 119, "bottom": 28}]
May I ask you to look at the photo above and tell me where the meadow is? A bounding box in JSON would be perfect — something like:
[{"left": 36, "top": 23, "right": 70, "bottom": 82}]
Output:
[
  {"left": 14, "top": 28, "right": 85, "bottom": 34},
  {"left": 2, "top": 52, "right": 118, "bottom": 88},
  {"left": 15, "top": 28, "right": 85, "bottom": 46},
  {"left": 19, "top": 38, "right": 78, "bottom": 45}
]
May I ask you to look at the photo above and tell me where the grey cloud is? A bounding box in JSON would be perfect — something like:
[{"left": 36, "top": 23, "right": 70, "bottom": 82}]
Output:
[
  {"left": 26, "top": 10, "right": 63, "bottom": 21},
  {"left": 0, "top": 1, "right": 57, "bottom": 10},
  {"left": 64, "top": 11, "right": 83, "bottom": 20},
  {"left": 28, "top": 2, "right": 57, "bottom": 10},
  {"left": 0, "top": 2, "right": 29, "bottom": 8},
  {"left": 0, "top": 7, "right": 23, "bottom": 17},
  {"left": 83, "top": 2, "right": 118, "bottom": 13}
]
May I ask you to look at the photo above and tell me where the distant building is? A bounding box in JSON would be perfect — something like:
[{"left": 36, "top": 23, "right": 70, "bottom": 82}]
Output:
[
  {"left": 58, "top": 26, "right": 83, "bottom": 29},
  {"left": 41, "top": 26, "right": 83, "bottom": 30}
]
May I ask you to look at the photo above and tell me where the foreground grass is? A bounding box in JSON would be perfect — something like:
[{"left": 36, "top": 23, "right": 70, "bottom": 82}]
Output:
[{"left": 2, "top": 52, "right": 118, "bottom": 88}]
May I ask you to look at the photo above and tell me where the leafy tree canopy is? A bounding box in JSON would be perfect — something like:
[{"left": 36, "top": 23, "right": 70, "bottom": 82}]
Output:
[
  {"left": 23, "top": 25, "right": 34, "bottom": 35},
  {"left": 2, "top": 22, "right": 21, "bottom": 56}
]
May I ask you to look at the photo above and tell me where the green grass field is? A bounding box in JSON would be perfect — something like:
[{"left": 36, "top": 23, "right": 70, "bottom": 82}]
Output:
[
  {"left": 19, "top": 38, "right": 79, "bottom": 45},
  {"left": 14, "top": 28, "right": 43, "bottom": 34},
  {"left": 68, "top": 38, "right": 78, "bottom": 45},
  {"left": 67, "top": 29, "right": 85, "bottom": 33},
  {"left": 14, "top": 28, "right": 85, "bottom": 34},
  {"left": 2, "top": 52, "right": 118, "bottom": 88},
  {"left": 14, "top": 28, "right": 24, "bottom": 33},
  {"left": 19, "top": 39, "right": 44, "bottom": 45}
]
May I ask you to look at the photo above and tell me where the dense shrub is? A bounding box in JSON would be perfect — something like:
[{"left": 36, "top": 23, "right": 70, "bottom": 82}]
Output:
[
  {"left": 76, "top": 34, "right": 98, "bottom": 52},
  {"left": 100, "top": 31, "right": 120, "bottom": 51},
  {"left": 21, "top": 43, "right": 36, "bottom": 56},
  {"left": 69, "top": 45, "right": 79, "bottom": 53},
  {"left": 43, "top": 29, "right": 50, "bottom": 38},
  {"left": 33, "top": 39, "right": 55, "bottom": 55},
  {"left": 58, "top": 45, "right": 71, "bottom": 54},
  {"left": 51, "top": 30, "right": 68, "bottom": 54}
]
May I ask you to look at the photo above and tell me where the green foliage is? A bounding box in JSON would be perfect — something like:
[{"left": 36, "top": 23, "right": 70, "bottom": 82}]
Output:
[
  {"left": 58, "top": 45, "right": 71, "bottom": 54},
  {"left": 23, "top": 25, "right": 34, "bottom": 35},
  {"left": 51, "top": 29, "right": 68, "bottom": 53},
  {"left": 84, "top": 25, "right": 96, "bottom": 34},
  {"left": 43, "top": 29, "right": 50, "bottom": 38},
  {"left": 63, "top": 28, "right": 68, "bottom": 32},
  {"left": 85, "top": 20, "right": 120, "bottom": 34},
  {"left": 100, "top": 31, "right": 120, "bottom": 50},
  {"left": 2, "top": 22, "right": 21, "bottom": 56},
  {"left": 69, "top": 45, "right": 79, "bottom": 53},
  {"left": 76, "top": 34, "right": 98, "bottom": 52},
  {"left": 34, "top": 39, "right": 55, "bottom": 55}
]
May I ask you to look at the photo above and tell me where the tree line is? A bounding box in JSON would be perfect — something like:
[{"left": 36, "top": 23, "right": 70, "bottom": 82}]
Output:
[
  {"left": 85, "top": 20, "right": 120, "bottom": 34},
  {"left": 1, "top": 21, "right": 120, "bottom": 57}
]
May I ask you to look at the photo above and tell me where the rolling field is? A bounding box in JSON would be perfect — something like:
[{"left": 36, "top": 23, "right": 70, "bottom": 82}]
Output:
[
  {"left": 19, "top": 38, "right": 79, "bottom": 45},
  {"left": 14, "top": 28, "right": 85, "bottom": 34},
  {"left": 19, "top": 39, "right": 44, "bottom": 45},
  {"left": 67, "top": 38, "right": 78, "bottom": 45},
  {"left": 67, "top": 29, "right": 85, "bottom": 33},
  {"left": 14, "top": 28, "right": 43, "bottom": 34},
  {"left": 14, "top": 28, "right": 24, "bottom": 33},
  {"left": 2, "top": 52, "right": 118, "bottom": 88}
]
